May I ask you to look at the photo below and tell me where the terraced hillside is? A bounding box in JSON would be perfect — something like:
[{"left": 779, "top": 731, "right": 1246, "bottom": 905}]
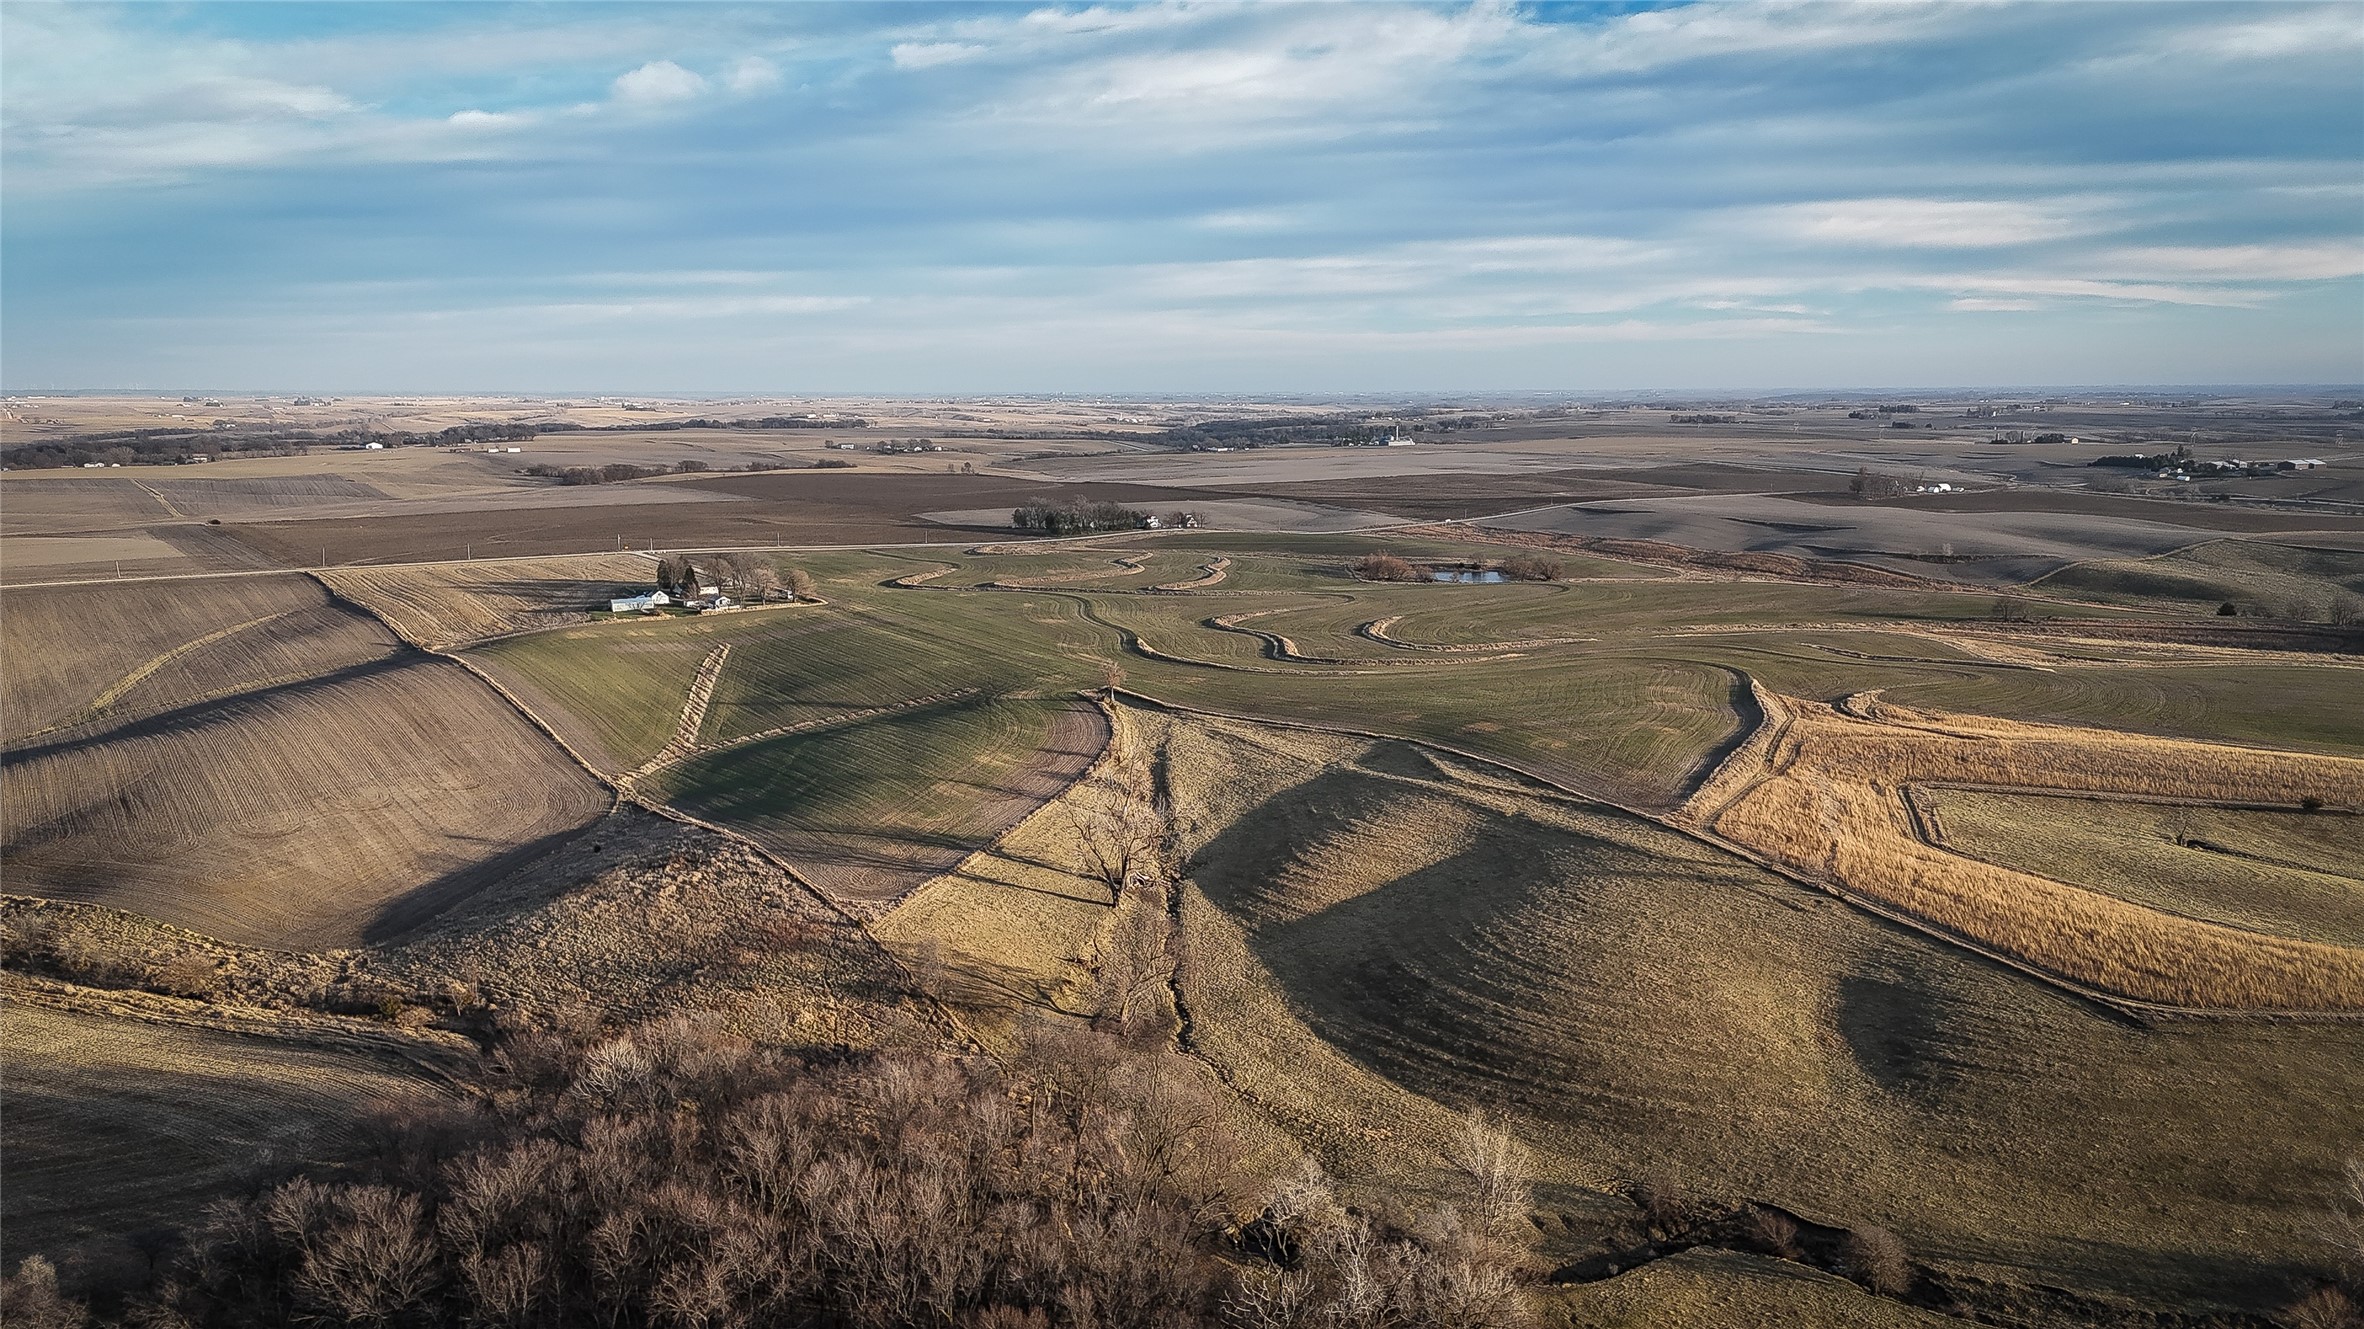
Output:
[
  {"left": 1, "top": 576, "right": 609, "bottom": 948},
  {"left": 869, "top": 700, "right": 2364, "bottom": 1316}
]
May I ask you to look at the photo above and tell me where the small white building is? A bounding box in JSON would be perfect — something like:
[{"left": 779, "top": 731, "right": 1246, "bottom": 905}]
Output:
[
  {"left": 364, "top": 441, "right": 385, "bottom": 450},
  {"left": 610, "top": 590, "right": 672, "bottom": 613}
]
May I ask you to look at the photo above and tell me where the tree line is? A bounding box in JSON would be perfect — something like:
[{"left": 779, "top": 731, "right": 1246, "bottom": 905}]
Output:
[
  {"left": 2, "top": 423, "right": 541, "bottom": 470},
  {"left": 1012, "top": 502, "right": 1152, "bottom": 535}
]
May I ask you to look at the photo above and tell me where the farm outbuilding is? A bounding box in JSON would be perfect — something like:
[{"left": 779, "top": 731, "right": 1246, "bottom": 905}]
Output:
[{"left": 610, "top": 590, "right": 672, "bottom": 613}]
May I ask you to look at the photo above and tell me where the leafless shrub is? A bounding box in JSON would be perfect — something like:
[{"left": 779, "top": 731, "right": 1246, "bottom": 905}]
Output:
[
  {"left": 1629, "top": 1171, "right": 1692, "bottom": 1237},
  {"left": 2332, "top": 1157, "right": 2364, "bottom": 1281},
  {"left": 152, "top": 954, "right": 227, "bottom": 1002},
  {"left": 1842, "top": 1224, "right": 1914, "bottom": 1297},
  {"left": 1, "top": 1256, "right": 87, "bottom": 1329},
  {"left": 1445, "top": 1112, "right": 1533, "bottom": 1236},
  {"left": 1094, "top": 889, "right": 1178, "bottom": 1037},
  {"left": 1744, "top": 1207, "right": 1802, "bottom": 1260},
  {"left": 1352, "top": 552, "right": 1423, "bottom": 582},
  {"left": 2286, "top": 1286, "right": 2362, "bottom": 1329},
  {"left": 1497, "top": 555, "right": 1560, "bottom": 582}
]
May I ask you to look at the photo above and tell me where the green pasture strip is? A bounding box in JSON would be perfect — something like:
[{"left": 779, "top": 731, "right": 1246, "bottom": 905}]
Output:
[
  {"left": 1924, "top": 789, "right": 2364, "bottom": 947},
  {"left": 644, "top": 692, "right": 1073, "bottom": 870},
  {"left": 1885, "top": 662, "right": 2364, "bottom": 757},
  {"left": 2036, "top": 539, "right": 2364, "bottom": 614}
]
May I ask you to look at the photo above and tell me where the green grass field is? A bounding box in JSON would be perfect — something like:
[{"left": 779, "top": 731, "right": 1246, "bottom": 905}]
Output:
[
  {"left": 642, "top": 692, "right": 1104, "bottom": 900},
  {"left": 2035, "top": 539, "right": 2364, "bottom": 617},
  {"left": 1924, "top": 790, "right": 2364, "bottom": 946},
  {"left": 479, "top": 536, "right": 2364, "bottom": 840}
]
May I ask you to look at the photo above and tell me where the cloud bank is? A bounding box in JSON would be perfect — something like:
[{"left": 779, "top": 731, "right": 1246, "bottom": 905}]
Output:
[{"left": 4, "top": 1, "right": 2358, "bottom": 391}]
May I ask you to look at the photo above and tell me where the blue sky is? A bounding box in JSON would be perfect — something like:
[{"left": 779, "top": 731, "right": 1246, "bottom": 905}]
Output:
[{"left": 4, "top": 1, "right": 2360, "bottom": 393}]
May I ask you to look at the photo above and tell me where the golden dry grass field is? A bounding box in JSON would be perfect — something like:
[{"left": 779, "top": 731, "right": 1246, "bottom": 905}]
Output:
[{"left": 1690, "top": 690, "right": 2364, "bottom": 1011}]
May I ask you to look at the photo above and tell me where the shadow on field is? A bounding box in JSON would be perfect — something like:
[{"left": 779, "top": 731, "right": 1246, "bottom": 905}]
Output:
[
  {"left": 0, "top": 656, "right": 406, "bottom": 770},
  {"left": 362, "top": 818, "right": 606, "bottom": 944}
]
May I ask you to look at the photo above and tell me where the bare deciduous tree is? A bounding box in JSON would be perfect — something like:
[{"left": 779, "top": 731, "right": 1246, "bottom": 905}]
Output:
[
  {"left": 2332, "top": 1156, "right": 2364, "bottom": 1277},
  {"left": 1066, "top": 766, "right": 1168, "bottom": 902},
  {"left": 1446, "top": 1112, "right": 1533, "bottom": 1235},
  {"left": 1094, "top": 884, "right": 1177, "bottom": 1037}
]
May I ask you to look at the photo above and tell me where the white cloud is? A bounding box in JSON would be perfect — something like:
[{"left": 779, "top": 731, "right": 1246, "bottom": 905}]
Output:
[
  {"left": 892, "top": 42, "right": 985, "bottom": 70},
  {"left": 1754, "top": 198, "right": 2100, "bottom": 249},
  {"left": 447, "top": 109, "right": 530, "bottom": 130},
  {"left": 2098, "top": 243, "right": 2364, "bottom": 283},
  {"left": 1950, "top": 298, "right": 2042, "bottom": 312},
  {"left": 611, "top": 60, "right": 706, "bottom": 106},
  {"left": 2158, "top": 7, "right": 2363, "bottom": 61},
  {"left": 1190, "top": 208, "right": 1307, "bottom": 232},
  {"left": 723, "top": 56, "right": 781, "bottom": 95}
]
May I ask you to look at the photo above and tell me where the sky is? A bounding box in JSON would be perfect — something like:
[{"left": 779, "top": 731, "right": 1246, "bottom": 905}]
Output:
[{"left": 3, "top": 1, "right": 2361, "bottom": 394}]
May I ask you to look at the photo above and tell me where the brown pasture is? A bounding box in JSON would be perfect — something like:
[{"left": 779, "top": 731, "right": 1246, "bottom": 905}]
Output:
[{"left": 1, "top": 574, "right": 393, "bottom": 743}]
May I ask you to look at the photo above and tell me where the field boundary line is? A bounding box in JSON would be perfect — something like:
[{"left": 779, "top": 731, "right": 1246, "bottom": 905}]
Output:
[
  {"left": 129, "top": 479, "right": 187, "bottom": 518},
  {"left": 618, "top": 800, "right": 986, "bottom": 1056}
]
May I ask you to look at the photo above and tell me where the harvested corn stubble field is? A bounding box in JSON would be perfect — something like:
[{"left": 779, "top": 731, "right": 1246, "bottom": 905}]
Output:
[{"left": 320, "top": 552, "right": 656, "bottom": 648}]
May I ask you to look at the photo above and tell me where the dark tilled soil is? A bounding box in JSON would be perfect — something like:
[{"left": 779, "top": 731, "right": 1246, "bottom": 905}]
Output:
[
  {"left": 1784, "top": 487, "right": 2364, "bottom": 533},
  {"left": 222, "top": 474, "right": 1218, "bottom": 565}
]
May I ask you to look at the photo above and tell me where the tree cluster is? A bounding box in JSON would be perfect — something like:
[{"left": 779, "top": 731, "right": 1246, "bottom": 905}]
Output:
[
  {"left": 1352, "top": 554, "right": 1427, "bottom": 582},
  {"left": 579, "top": 417, "right": 869, "bottom": 432},
  {"left": 656, "top": 554, "right": 813, "bottom": 603},
  {"left": 2089, "top": 446, "right": 2192, "bottom": 469},
  {"left": 1011, "top": 503, "right": 1150, "bottom": 535},
  {"left": 523, "top": 463, "right": 671, "bottom": 486},
  {"left": 11, "top": 1008, "right": 1533, "bottom": 1329},
  {"left": 1847, "top": 469, "right": 1912, "bottom": 500}
]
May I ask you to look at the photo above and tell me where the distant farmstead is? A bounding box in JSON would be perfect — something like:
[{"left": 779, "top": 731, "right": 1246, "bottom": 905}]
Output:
[{"left": 611, "top": 591, "right": 672, "bottom": 613}]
